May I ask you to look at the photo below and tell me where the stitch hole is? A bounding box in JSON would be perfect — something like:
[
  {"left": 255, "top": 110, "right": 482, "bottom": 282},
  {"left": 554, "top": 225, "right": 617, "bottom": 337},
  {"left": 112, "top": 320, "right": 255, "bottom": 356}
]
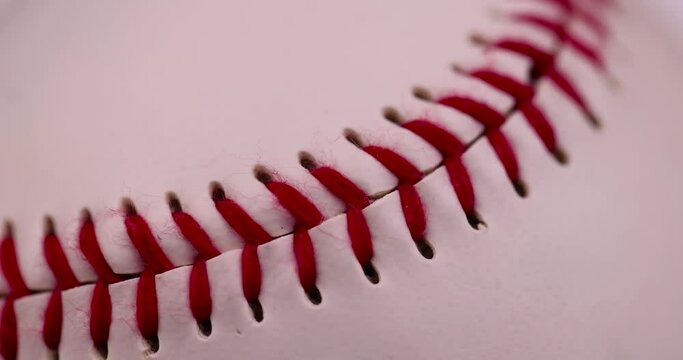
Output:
[
  {"left": 94, "top": 343, "right": 108, "bottom": 359},
  {"left": 451, "top": 63, "right": 467, "bottom": 75},
  {"left": 553, "top": 148, "right": 569, "bottom": 165},
  {"left": 197, "top": 318, "right": 212, "bottom": 338},
  {"left": 121, "top": 198, "right": 137, "bottom": 216},
  {"left": 253, "top": 166, "right": 273, "bottom": 184},
  {"left": 469, "top": 33, "right": 488, "bottom": 46},
  {"left": 248, "top": 299, "right": 264, "bottom": 322},
  {"left": 44, "top": 215, "right": 56, "bottom": 236},
  {"left": 344, "top": 128, "right": 364, "bottom": 148},
  {"left": 362, "top": 262, "right": 380, "bottom": 284},
  {"left": 382, "top": 107, "right": 403, "bottom": 125},
  {"left": 298, "top": 151, "right": 318, "bottom": 170},
  {"left": 210, "top": 182, "right": 226, "bottom": 202},
  {"left": 144, "top": 334, "right": 159, "bottom": 354},
  {"left": 3, "top": 219, "right": 13, "bottom": 238},
  {"left": 466, "top": 211, "right": 486, "bottom": 230},
  {"left": 166, "top": 192, "right": 182, "bottom": 213},
  {"left": 305, "top": 285, "right": 322, "bottom": 305},
  {"left": 415, "top": 238, "right": 434, "bottom": 259},
  {"left": 513, "top": 180, "right": 528, "bottom": 198},
  {"left": 412, "top": 86, "right": 434, "bottom": 102}
]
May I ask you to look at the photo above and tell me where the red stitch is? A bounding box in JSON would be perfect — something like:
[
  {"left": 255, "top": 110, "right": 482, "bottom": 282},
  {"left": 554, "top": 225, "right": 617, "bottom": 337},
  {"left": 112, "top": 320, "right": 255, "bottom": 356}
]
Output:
[
  {"left": 0, "top": 297, "right": 17, "bottom": 360},
  {"left": 309, "top": 167, "right": 370, "bottom": 209},
  {"left": 89, "top": 280, "right": 112, "bottom": 355},
  {"left": 241, "top": 244, "right": 261, "bottom": 303},
  {"left": 486, "top": 128, "right": 522, "bottom": 185},
  {"left": 42, "top": 288, "right": 63, "bottom": 352},
  {"left": 465, "top": 69, "right": 559, "bottom": 154},
  {"left": 214, "top": 198, "right": 272, "bottom": 246},
  {"left": 79, "top": 217, "right": 122, "bottom": 285},
  {"left": 44, "top": 233, "right": 80, "bottom": 290},
  {"left": 401, "top": 120, "right": 466, "bottom": 157},
  {"left": 0, "top": 235, "right": 30, "bottom": 298},
  {"left": 293, "top": 227, "right": 317, "bottom": 292},
  {"left": 486, "top": 38, "right": 598, "bottom": 125},
  {"left": 362, "top": 146, "right": 423, "bottom": 185},
  {"left": 189, "top": 258, "right": 212, "bottom": 329},
  {"left": 437, "top": 96, "right": 506, "bottom": 128},
  {"left": 346, "top": 206, "right": 373, "bottom": 267},
  {"left": 172, "top": 211, "right": 221, "bottom": 260},
  {"left": 135, "top": 269, "right": 159, "bottom": 344},
  {"left": 398, "top": 185, "right": 427, "bottom": 242},
  {"left": 444, "top": 157, "right": 477, "bottom": 215},
  {"left": 265, "top": 181, "right": 324, "bottom": 229},
  {"left": 536, "top": 0, "right": 610, "bottom": 38},
  {"left": 124, "top": 213, "right": 174, "bottom": 274},
  {"left": 510, "top": 13, "right": 606, "bottom": 72}
]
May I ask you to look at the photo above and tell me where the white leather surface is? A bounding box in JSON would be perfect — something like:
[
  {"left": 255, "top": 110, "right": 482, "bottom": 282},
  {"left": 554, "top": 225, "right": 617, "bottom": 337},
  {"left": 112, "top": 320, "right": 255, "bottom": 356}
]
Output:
[{"left": 2, "top": 0, "right": 683, "bottom": 359}]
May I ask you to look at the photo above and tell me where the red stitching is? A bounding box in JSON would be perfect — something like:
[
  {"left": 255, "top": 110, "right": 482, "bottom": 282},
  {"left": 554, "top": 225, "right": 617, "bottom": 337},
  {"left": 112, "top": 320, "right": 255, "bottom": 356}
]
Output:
[
  {"left": 0, "top": 1, "right": 615, "bottom": 356},
  {"left": 189, "top": 258, "right": 212, "bottom": 333},
  {"left": 42, "top": 289, "right": 62, "bottom": 352},
  {"left": 89, "top": 280, "right": 112, "bottom": 358},
  {"left": 124, "top": 211, "right": 175, "bottom": 274}
]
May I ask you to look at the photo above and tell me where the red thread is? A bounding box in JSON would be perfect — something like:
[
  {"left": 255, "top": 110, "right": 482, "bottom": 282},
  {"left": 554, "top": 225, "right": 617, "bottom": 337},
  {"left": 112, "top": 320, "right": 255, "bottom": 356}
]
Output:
[
  {"left": 437, "top": 96, "right": 506, "bottom": 128},
  {"left": 293, "top": 228, "right": 317, "bottom": 292},
  {"left": 309, "top": 167, "right": 370, "bottom": 209},
  {"left": 43, "top": 233, "right": 80, "bottom": 290},
  {"left": 401, "top": 120, "right": 466, "bottom": 157},
  {"left": 135, "top": 269, "right": 158, "bottom": 342},
  {"left": 511, "top": 12, "right": 605, "bottom": 71},
  {"left": 214, "top": 198, "right": 272, "bottom": 246},
  {"left": 466, "top": 69, "right": 558, "bottom": 153},
  {"left": 0, "top": 298, "right": 17, "bottom": 360},
  {"left": 79, "top": 218, "right": 122, "bottom": 285},
  {"left": 264, "top": 182, "right": 324, "bottom": 229},
  {"left": 398, "top": 185, "right": 427, "bottom": 242},
  {"left": 545, "top": 66, "right": 598, "bottom": 121},
  {"left": 42, "top": 288, "right": 63, "bottom": 351},
  {"left": 172, "top": 211, "right": 221, "bottom": 260},
  {"left": 346, "top": 206, "right": 373, "bottom": 266},
  {"left": 535, "top": 0, "right": 609, "bottom": 38},
  {"left": 487, "top": 129, "right": 521, "bottom": 183},
  {"left": 124, "top": 214, "right": 174, "bottom": 274},
  {"left": 362, "top": 146, "right": 423, "bottom": 185},
  {"left": 189, "top": 258, "right": 212, "bottom": 326},
  {"left": 89, "top": 280, "right": 112, "bottom": 353},
  {"left": 444, "top": 157, "right": 477, "bottom": 214},
  {"left": 241, "top": 244, "right": 261, "bottom": 302},
  {"left": 0, "top": 236, "right": 29, "bottom": 298}
]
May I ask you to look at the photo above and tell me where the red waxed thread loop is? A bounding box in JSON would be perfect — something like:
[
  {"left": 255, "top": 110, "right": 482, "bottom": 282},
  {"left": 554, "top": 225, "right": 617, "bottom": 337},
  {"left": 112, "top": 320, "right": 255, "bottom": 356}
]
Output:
[
  {"left": 0, "top": 236, "right": 30, "bottom": 298},
  {"left": 293, "top": 227, "right": 317, "bottom": 292},
  {"left": 1, "top": 297, "right": 18, "bottom": 360},
  {"left": 401, "top": 120, "right": 465, "bottom": 158},
  {"left": 124, "top": 214, "right": 174, "bottom": 274},
  {"left": 436, "top": 96, "right": 506, "bottom": 129},
  {"left": 189, "top": 258, "right": 212, "bottom": 328},
  {"left": 79, "top": 218, "right": 122, "bottom": 285},
  {"left": 492, "top": 38, "right": 555, "bottom": 70},
  {"left": 346, "top": 206, "right": 373, "bottom": 267},
  {"left": 214, "top": 198, "right": 272, "bottom": 246},
  {"left": 172, "top": 211, "right": 221, "bottom": 260},
  {"left": 362, "top": 146, "right": 423, "bottom": 185},
  {"left": 44, "top": 233, "right": 80, "bottom": 290},
  {"left": 241, "top": 244, "right": 262, "bottom": 303},
  {"left": 42, "top": 288, "right": 63, "bottom": 351},
  {"left": 518, "top": 102, "right": 558, "bottom": 153},
  {"left": 398, "top": 185, "right": 427, "bottom": 242},
  {"left": 468, "top": 69, "right": 535, "bottom": 103},
  {"left": 135, "top": 269, "right": 159, "bottom": 343},
  {"left": 511, "top": 13, "right": 606, "bottom": 71},
  {"left": 444, "top": 157, "right": 477, "bottom": 215},
  {"left": 486, "top": 129, "right": 521, "bottom": 185},
  {"left": 309, "top": 167, "right": 370, "bottom": 209},
  {"left": 265, "top": 181, "right": 324, "bottom": 229},
  {"left": 90, "top": 280, "right": 112, "bottom": 353},
  {"left": 545, "top": 66, "right": 598, "bottom": 123}
]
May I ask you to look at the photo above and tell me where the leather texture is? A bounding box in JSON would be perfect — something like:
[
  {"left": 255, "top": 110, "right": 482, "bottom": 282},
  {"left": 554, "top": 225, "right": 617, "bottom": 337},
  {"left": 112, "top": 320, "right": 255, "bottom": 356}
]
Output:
[{"left": 1, "top": 0, "right": 682, "bottom": 359}]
